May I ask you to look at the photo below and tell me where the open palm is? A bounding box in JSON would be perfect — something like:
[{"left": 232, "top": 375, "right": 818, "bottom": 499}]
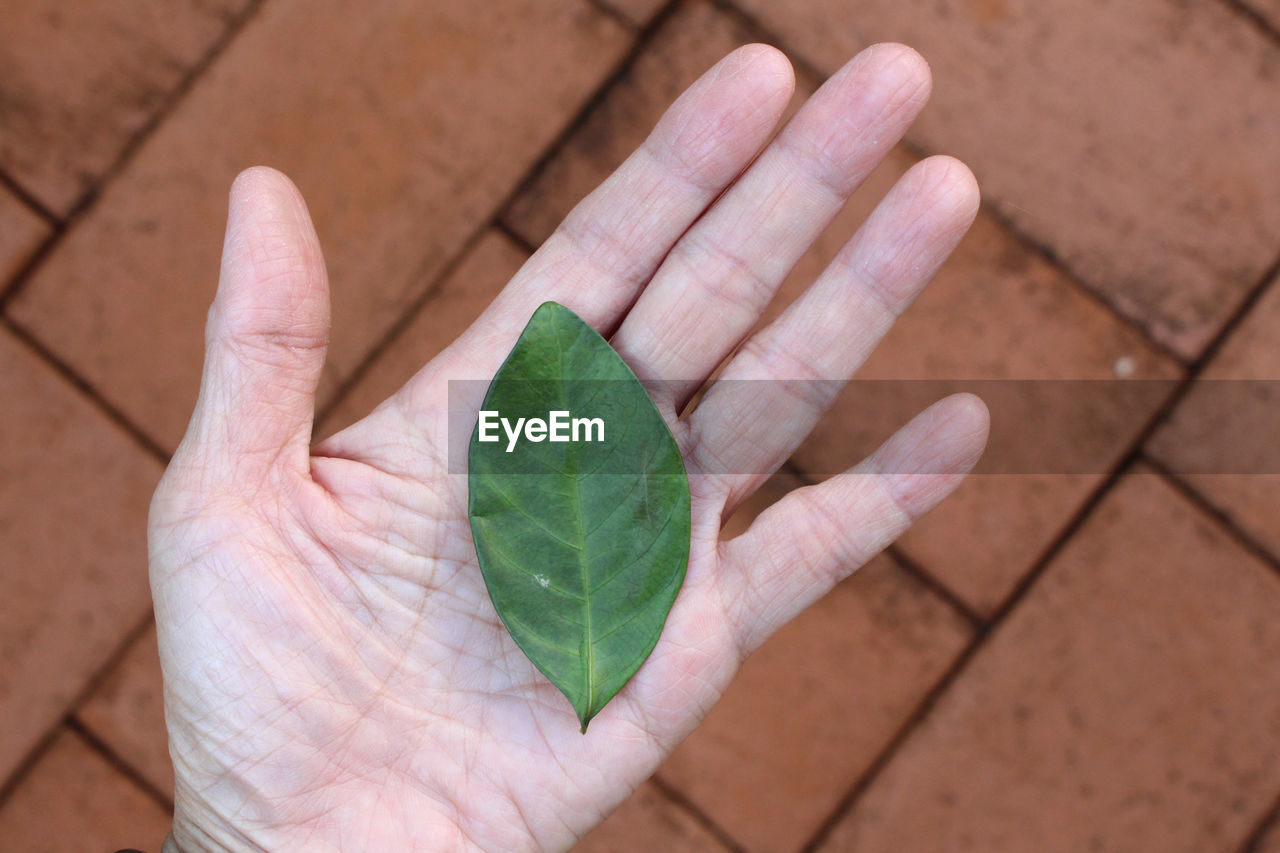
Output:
[{"left": 150, "top": 43, "right": 988, "bottom": 852}]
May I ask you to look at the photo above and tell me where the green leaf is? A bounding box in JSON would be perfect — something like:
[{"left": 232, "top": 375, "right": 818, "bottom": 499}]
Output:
[{"left": 468, "top": 302, "right": 691, "bottom": 732}]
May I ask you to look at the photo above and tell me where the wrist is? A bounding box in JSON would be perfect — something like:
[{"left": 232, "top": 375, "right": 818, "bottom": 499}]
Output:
[{"left": 165, "top": 808, "right": 265, "bottom": 853}]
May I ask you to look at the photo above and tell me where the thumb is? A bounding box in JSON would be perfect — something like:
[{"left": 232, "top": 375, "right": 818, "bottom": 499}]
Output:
[{"left": 183, "top": 166, "right": 330, "bottom": 483}]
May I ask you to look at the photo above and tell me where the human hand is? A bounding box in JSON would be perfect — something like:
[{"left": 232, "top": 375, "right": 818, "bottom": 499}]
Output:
[{"left": 150, "top": 43, "right": 987, "bottom": 852}]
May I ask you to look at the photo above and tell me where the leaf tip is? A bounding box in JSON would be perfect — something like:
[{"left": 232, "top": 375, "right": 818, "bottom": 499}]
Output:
[{"left": 575, "top": 700, "right": 595, "bottom": 734}]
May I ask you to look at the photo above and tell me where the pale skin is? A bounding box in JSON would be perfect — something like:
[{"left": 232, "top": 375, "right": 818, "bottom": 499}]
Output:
[{"left": 152, "top": 44, "right": 989, "bottom": 851}]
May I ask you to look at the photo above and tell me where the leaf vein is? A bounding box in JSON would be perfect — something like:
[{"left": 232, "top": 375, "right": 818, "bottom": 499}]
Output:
[
  {"left": 484, "top": 478, "right": 583, "bottom": 553},
  {"left": 590, "top": 567, "right": 683, "bottom": 646}
]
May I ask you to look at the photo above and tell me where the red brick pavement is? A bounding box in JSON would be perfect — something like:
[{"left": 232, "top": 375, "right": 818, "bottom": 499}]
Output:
[{"left": 1, "top": 1, "right": 1278, "bottom": 850}]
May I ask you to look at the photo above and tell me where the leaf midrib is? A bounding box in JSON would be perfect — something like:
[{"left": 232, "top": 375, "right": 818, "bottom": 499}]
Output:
[{"left": 552, "top": 309, "right": 597, "bottom": 721}]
